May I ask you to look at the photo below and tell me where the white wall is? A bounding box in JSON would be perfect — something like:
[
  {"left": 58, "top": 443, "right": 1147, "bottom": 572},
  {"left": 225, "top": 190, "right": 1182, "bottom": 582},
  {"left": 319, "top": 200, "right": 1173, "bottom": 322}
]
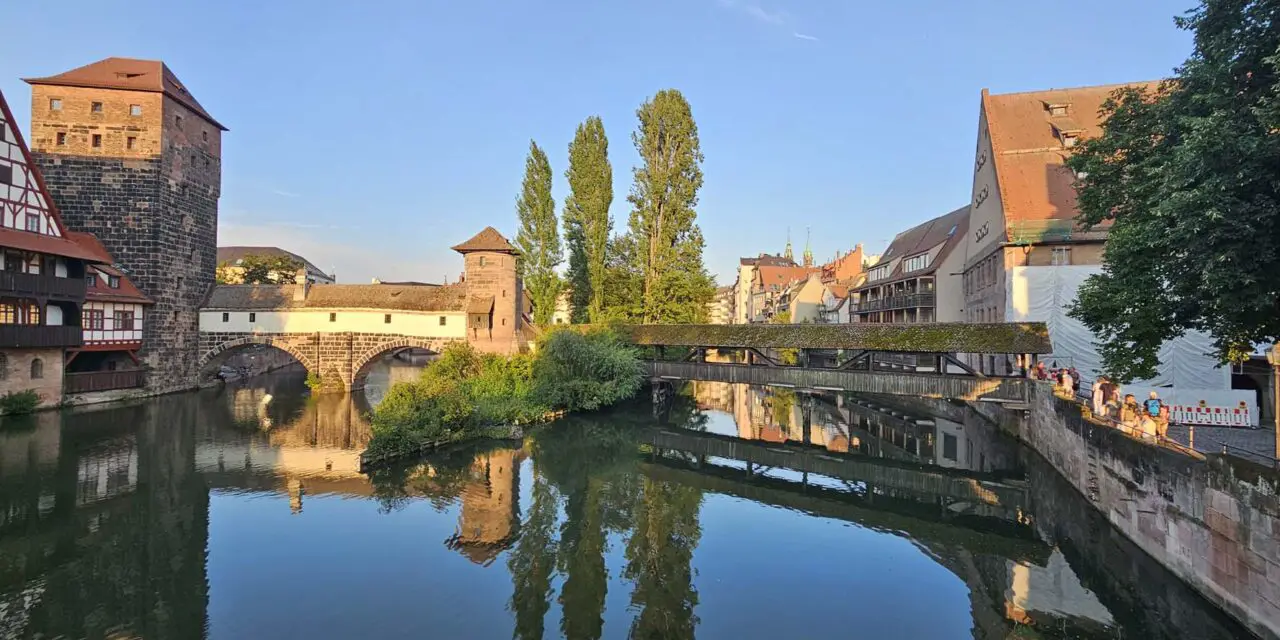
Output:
[
  {"left": 935, "top": 243, "right": 967, "bottom": 322},
  {"left": 200, "top": 309, "right": 468, "bottom": 339}
]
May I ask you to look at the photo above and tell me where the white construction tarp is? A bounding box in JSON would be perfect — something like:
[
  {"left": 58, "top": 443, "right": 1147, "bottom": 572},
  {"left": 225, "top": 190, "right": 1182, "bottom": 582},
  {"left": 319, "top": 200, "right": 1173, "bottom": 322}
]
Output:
[{"left": 1005, "top": 266, "right": 1230, "bottom": 390}]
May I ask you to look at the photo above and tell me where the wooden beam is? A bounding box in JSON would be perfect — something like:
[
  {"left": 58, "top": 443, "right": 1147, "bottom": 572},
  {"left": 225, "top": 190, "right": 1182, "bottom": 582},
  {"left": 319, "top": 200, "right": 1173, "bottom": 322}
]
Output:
[
  {"left": 836, "top": 350, "right": 871, "bottom": 370},
  {"left": 940, "top": 353, "right": 983, "bottom": 377},
  {"left": 745, "top": 347, "right": 779, "bottom": 367}
]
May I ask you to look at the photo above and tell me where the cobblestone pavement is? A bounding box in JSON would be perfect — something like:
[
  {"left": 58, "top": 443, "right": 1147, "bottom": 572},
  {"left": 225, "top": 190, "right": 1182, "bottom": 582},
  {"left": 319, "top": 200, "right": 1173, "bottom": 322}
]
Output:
[{"left": 1166, "top": 424, "right": 1276, "bottom": 464}]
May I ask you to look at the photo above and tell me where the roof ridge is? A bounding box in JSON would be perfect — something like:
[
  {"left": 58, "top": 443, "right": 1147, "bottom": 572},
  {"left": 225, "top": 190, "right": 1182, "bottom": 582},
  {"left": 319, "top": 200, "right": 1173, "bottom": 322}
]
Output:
[{"left": 985, "top": 80, "right": 1162, "bottom": 98}]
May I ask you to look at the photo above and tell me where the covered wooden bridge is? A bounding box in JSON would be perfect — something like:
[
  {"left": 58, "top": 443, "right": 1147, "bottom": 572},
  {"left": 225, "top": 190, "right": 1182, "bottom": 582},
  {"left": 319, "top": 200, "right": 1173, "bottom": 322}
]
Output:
[{"left": 620, "top": 322, "right": 1053, "bottom": 403}]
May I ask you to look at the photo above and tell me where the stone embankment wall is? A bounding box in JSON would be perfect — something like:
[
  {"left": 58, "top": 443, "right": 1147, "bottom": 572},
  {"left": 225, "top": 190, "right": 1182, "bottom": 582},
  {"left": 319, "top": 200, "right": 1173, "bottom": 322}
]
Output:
[{"left": 984, "top": 383, "right": 1280, "bottom": 640}]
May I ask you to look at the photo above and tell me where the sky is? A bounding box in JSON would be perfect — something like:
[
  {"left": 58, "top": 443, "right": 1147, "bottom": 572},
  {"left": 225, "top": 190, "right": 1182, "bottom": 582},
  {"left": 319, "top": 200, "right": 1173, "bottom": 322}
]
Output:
[{"left": 0, "top": 0, "right": 1196, "bottom": 285}]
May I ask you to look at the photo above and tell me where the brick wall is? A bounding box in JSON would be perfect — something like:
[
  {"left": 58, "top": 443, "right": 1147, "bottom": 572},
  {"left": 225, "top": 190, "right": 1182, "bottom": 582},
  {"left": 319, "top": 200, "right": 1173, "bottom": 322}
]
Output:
[
  {"left": 0, "top": 348, "right": 64, "bottom": 407},
  {"left": 30, "top": 88, "right": 221, "bottom": 394}
]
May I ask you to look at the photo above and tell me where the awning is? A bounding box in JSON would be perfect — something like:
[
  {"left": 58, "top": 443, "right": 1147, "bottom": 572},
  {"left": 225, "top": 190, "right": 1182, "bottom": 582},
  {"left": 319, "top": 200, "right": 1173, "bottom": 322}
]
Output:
[{"left": 467, "top": 296, "right": 494, "bottom": 315}]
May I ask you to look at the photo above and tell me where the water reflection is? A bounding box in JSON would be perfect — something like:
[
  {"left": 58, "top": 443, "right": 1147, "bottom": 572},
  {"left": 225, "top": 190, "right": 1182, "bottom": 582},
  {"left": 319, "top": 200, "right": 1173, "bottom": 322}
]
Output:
[{"left": 0, "top": 364, "right": 1252, "bottom": 639}]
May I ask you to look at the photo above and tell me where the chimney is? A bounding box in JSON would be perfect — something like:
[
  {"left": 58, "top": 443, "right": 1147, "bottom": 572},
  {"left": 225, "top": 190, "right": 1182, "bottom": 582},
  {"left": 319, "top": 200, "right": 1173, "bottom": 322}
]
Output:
[{"left": 293, "top": 268, "right": 309, "bottom": 301}]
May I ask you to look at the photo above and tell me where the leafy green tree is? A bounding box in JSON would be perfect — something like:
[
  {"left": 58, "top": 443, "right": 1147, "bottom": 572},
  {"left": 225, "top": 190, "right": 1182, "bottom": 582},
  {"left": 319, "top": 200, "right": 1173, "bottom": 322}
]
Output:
[
  {"left": 623, "top": 90, "right": 715, "bottom": 324},
  {"left": 1066, "top": 0, "right": 1280, "bottom": 381},
  {"left": 218, "top": 254, "right": 304, "bottom": 285},
  {"left": 515, "top": 141, "right": 563, "bottom": 326},
  {"left": 563, "top": 116, "right": 614, "bottom": 324}
]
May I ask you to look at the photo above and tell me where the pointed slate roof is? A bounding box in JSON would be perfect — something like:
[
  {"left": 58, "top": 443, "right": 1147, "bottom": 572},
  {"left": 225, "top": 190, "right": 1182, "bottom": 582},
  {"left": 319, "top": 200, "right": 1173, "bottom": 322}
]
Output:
[
  {"left": 24, "top": 57, "right": 227, "bottom": 130},
  {"left": 451, "top": 226, "right": 519, "bottom": 254}
]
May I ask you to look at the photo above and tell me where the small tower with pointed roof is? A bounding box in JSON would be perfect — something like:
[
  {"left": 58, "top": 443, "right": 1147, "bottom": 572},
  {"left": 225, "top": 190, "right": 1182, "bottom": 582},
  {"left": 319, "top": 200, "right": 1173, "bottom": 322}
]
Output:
[
  {"left": 23, "top": 57, "right": 226, "bottom": 392},
  {"left": 803, "top": 227, "right": 814, "bottom": 268},
  {"left": 451, "top": 226, "right": 524, "bottom": 353},
  {"left": 783, "top": 228, "right": 794, "bottom": 263}
]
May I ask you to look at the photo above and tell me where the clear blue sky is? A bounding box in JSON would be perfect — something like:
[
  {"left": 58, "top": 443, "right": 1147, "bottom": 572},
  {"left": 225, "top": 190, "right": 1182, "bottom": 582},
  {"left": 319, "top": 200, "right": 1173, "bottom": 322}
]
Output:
[{"left": 0, "top": 0, "right": 1195, "bottom": 284}]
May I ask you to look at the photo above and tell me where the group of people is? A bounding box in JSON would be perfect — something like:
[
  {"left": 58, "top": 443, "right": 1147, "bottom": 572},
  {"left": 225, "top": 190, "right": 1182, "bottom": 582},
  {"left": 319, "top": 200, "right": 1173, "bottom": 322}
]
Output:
[{"left": 1030, "top": 361, "right": 1169, "bottom": 440}]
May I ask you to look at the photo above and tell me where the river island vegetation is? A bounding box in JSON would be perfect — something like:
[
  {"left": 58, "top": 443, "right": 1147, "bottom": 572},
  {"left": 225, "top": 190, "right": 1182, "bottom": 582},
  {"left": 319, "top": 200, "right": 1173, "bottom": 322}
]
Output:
[{"left": 364, "top": 328, "right": 643, "bottom": 460}]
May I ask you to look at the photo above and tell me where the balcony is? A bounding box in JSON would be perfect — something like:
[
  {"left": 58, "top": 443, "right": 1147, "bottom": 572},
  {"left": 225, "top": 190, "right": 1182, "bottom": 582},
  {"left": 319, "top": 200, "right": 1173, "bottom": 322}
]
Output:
[
  {"left": 855, "top": 292, "right": 936, "bottom": 313},
  {"left": 64, "top": 369, "right": 147, "bottom": 394},
  {"left": 0, "top": 324, "right": 83, "bottom": 348},
  {"left": 0, "top": 271, "right": 86, "bottom": 300}
]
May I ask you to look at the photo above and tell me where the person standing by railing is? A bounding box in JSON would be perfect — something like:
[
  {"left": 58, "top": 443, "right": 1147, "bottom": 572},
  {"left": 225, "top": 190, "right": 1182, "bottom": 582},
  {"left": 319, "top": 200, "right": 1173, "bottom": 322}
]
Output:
[{"left": 1091, "top": 377, "right": 1105, "bottom": 416}]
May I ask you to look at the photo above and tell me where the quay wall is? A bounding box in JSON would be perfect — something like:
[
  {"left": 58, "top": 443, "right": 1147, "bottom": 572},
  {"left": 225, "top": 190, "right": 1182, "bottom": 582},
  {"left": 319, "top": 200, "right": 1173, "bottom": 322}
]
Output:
[{"left": 987, "top": 382, "right": 1280, "bottom": 640}]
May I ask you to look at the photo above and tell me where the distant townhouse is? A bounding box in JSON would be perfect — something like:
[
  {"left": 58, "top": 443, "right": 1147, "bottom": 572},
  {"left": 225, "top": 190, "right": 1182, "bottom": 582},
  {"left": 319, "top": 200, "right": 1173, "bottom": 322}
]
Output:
[
  {"left": 218, "top": 246, "right": 335, "bottom": 284},
  {"left": 854, "top": 206, "right": 970, "bottom": 324},
  {"left": 734, "top": 253, "right": 795, "bottom": 324},
  {"left": 960, "top": 83, "right": 1152, "bottom": 324},
  {"left": 707, "top": 286, "right": 733, "bottom": 325},
  {"left": 751, "top": 263, "right": 816, "bottom": 323}
]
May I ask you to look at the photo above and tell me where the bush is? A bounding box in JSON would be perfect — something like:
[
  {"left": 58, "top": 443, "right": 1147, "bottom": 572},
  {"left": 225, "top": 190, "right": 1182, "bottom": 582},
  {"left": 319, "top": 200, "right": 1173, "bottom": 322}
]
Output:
[
  {"left": 366, "top": 329, "right": 642, "bottom": 462},
  {"left": 0, "top": 390, "right": 41, "bottom": 415}
]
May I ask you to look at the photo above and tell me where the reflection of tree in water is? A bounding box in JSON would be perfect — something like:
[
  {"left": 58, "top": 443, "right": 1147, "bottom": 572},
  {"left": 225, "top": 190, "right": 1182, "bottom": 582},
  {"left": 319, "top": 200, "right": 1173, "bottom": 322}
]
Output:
[
  {"left": 623, "top": 477, "right": 703, "bottom": 640},
  {"left": 508, "top": 460, "right": 557, "bottom": 640}
]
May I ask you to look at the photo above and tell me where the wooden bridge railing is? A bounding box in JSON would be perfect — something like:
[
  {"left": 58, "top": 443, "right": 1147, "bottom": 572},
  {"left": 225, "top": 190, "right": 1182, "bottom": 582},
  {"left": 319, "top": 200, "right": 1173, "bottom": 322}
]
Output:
[{"left": 645, "top": 360, "right": 1028, "bottom": 402}]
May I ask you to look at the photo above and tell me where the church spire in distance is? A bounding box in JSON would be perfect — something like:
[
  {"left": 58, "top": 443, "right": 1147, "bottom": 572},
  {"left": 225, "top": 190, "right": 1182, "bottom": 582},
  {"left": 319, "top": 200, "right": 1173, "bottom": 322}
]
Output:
[
  {"left": 784, "top": 228, "right": 794, "bottom": 262},
  {"left": 803, "top": 227, "right": 814, "bottom": 267}
]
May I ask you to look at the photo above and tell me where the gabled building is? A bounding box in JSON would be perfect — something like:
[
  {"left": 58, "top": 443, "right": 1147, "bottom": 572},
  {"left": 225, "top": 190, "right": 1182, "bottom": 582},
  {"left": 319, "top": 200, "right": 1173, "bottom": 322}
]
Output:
[
  {"left": 750, "top": 264, "right": 817, "bottom": 323},
  {"left": 217, "top": 246, "right": 335, "bottom": 284},
  {"left": 0, "top": 88, "right": 104, "bottom": 406},
  {"left": 734, "top": 253, "right": 796, "bottom": 324},
  {"left": 961, "top": 83, "right": 1152, "bottom": 324},
  {"left": 65, "top": 232, "right": 152, "bottom": 390},
  {"left": 854, "top": 206, "right": 969, "bottom": 324}
]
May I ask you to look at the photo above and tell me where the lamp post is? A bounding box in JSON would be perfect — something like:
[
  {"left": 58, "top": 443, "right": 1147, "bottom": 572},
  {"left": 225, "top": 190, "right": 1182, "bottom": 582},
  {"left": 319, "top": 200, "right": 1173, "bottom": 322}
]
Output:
[{"left": 1268, "top": 344, "right": 1280, "bottom": 458}]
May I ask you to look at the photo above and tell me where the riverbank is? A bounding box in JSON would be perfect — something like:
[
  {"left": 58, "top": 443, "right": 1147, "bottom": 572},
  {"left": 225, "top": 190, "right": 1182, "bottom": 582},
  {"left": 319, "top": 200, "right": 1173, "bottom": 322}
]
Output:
[{"left": 978, "top": 381, "right": 1280, "bottom": 640}]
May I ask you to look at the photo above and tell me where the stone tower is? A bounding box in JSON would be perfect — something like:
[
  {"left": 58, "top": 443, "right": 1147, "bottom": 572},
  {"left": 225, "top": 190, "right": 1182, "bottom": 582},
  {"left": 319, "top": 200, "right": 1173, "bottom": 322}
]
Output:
[
  {"left": 24, "top": 58, "right": 225, "bottom": 393},
  {"left": 451, "top": 227, "right": 524, "bottom": 354}
]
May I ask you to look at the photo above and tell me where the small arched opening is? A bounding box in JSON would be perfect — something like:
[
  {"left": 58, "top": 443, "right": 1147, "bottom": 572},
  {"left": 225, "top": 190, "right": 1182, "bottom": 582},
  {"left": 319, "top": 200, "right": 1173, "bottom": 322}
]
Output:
[{"left": 198, "top": 338, "right": 314, "bottom": 386}]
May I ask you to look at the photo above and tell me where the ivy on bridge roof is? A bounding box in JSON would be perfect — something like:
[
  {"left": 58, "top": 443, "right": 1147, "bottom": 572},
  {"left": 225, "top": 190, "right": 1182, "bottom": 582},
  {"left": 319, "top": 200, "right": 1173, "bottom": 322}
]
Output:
[{"left": 619, "top": 323, "right": 1053, "bottom": 354}]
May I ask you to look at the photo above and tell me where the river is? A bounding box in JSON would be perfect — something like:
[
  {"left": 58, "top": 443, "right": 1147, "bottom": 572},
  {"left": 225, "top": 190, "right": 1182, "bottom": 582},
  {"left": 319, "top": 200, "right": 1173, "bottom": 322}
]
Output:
[{"left": 0, "top": 358, "right": 1252, "bottom": 639}]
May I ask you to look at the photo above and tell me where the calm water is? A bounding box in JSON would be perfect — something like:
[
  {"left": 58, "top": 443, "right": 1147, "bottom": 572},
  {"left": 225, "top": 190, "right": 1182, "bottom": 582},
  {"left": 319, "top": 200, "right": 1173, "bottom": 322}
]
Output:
[{"left": 0, "top": 360, "right": 1251, "bottom": 639}]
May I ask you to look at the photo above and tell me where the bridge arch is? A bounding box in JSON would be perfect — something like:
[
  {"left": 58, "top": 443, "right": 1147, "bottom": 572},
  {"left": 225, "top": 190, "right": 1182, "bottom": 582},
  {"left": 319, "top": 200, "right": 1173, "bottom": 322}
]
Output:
[
  {"left": 350, "top": 337, "right": 459, "bottom": 387},
  {"left": 198, "top": 335, "right": 317, "bottom": 381}
]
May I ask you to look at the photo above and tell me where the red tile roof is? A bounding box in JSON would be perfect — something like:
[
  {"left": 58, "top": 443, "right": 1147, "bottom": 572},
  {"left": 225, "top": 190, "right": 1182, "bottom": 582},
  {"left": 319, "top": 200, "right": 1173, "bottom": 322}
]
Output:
[
  {"left": 0, "top": 227, "right": 103, "bottom": 262},
  {"left": 451, "top": 227, "right": 518, "bottom": 254},
  {"left": 24, "top": 57, "right": 227, "bottom": 130},
  {"left": 68, "top": 232, "right": 152, "bottom": 304},
  {"left": 754, "top": 265, "right": 816, "bottom": 291},
  {"left": 983, "top": 82, "right": 1156, "bottom": 228}
]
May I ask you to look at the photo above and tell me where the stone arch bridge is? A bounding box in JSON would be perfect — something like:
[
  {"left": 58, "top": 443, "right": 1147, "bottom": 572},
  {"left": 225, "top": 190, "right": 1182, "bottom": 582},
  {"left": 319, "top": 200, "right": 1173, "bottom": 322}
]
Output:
[{"left": 198, "top": 331, "right": 460, "bottom": 391}]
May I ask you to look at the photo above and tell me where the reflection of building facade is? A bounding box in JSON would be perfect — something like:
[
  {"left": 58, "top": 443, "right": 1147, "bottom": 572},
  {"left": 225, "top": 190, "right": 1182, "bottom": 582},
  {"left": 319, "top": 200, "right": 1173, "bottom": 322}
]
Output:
[{"left": 448, "top": 449, "right": 524, "bottom": 565}]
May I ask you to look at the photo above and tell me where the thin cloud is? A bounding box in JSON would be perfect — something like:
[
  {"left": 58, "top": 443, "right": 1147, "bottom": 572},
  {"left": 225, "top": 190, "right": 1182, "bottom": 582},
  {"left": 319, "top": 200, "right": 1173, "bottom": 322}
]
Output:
[
  {"left": 271, "top": 188, "right": 300, "bottom": 198},
  {"left": 716, "top": 0, "right": 815, "bottom": 40},
  {"left": 792, "top": 32, "right": 819, "bottom": 42}
]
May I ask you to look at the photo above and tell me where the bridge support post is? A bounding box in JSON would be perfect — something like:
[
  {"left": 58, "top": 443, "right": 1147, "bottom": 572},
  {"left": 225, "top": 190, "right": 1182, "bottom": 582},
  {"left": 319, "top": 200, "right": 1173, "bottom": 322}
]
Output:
[
  {"left": 651, "top": 378, "right": 675, "bottom": 422},
  {"left": 801, "top": 392, "right": 814, "bottom": 446}
]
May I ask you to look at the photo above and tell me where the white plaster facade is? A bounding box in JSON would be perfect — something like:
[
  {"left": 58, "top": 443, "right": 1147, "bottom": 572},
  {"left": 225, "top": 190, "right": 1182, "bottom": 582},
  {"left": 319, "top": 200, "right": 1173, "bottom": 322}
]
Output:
[{"left": 199, "top": 308, "right": 468, "bottom": 339}]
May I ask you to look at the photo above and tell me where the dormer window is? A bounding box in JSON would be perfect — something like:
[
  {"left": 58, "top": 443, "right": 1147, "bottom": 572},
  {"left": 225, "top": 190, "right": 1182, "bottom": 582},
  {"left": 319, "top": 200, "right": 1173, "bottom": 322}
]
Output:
[
  {"left": 1045, "top": 102, "right": 1070, "bottom": 117},
  {"left": 1052, "top": 123, "right": 1083, "bottom": 148}
]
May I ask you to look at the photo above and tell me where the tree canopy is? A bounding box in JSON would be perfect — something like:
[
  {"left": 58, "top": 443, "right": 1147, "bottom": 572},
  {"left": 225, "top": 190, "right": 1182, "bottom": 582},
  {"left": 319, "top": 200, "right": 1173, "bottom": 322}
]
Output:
[
  {"left": 614, "top": 90, "right": 715, "bottom": 324},
  {"left": 515, "top": 140, "right": 563, "bottom": 326},
  {"left": 1066, "top": 0, "right": 1280, "bottom": 382},
  {"left": 563, "top": 116, "right": 614, "bottom": 324},
  {"left": 216, "top": 254, "right": 304, "bottom": 285}
]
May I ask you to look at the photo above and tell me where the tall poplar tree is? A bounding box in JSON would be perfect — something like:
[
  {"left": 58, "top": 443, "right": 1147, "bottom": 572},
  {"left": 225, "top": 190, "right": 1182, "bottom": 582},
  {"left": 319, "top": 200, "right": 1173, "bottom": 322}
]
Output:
[
  {"left": 563, "top": 116, "right": 614, "bottom": 324},
  {"left": 515, "top": 141, "right": 562, "bottom": 326},
  {"left": 624, "top": 90, "right": 715, "bottom": 324}
]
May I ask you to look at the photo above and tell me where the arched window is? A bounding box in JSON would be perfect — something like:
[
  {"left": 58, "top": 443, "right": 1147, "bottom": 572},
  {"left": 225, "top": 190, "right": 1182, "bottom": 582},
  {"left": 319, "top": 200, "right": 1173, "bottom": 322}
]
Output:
[{"left": 30, "top": 358, "right": 43, "bottom": 380}]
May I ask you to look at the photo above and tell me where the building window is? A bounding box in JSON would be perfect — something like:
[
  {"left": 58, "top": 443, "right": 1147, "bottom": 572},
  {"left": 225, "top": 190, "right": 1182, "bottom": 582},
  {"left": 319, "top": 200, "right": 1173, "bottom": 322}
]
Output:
[
  {"left": 438, "top": 316, "right": 446, "bottom": 326},
  {"left": 30, "top": 358, "right": 43, "bottom": 380},
  {"left": 25, "top": 214, "right": 40, "bottom": 233},
  {"left": 903, "top": 253, "right": 930, "bottom": 273},
  {"left": 113, "top": 310, "right": 134, "bottom": 330},
  {"left": 130, "top": 104, "right": 142, "bottom": 116},
  {"left": 91, "top": 134, "right": 102, "bottom": 148},
  {"left": 0, "top": 303, "right": 15, "bottom": 324},
  {"left": 49, "top": 98, "right": 62, "bottom": 111},
  {"left": 91, "top": 102, "right": 103, "bottom": 114},
  {"left": 381, "top": 314, "right": 392, "bottom": 324},
  {"left": 1062, "top": 133, "right": 1078, "bottom": 148},
  {"left": 107, "top": 275, "right": 120, "bottom": 289},
  {"left": 203, "top": 130, "right": 209, "bottom": 142},
  {"left": 85, "top": 309, "right": 104, "bottom": 330},
  {"left": 221, "top": 312, "right": 229, "bottom": 323},
  {"left": 126, "top": 136, "right": 137, "bottom": 150},
  {"left": 329, "top": 312, "right": 337, "bottom": 322},
  {"left": 478, "top": 256, "right": 487, "bottom": 267},
  {"left": 56, "top": 132, "right": 66, "bottom": 146},
  {"left": 249, "top": 312, "right": 256, "bottom": 323},
  {"left": 0, "top": 165, "right": 11, "bottom": 185},
  {"left": 85, "top": 274, "right": 96, "bottom": 287},
  {"left": 1051, "top": 247, "right": 1072, "bottom": 266},
  {"left": 175, "top": 114, "right": 183, "bottom": 127}
]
